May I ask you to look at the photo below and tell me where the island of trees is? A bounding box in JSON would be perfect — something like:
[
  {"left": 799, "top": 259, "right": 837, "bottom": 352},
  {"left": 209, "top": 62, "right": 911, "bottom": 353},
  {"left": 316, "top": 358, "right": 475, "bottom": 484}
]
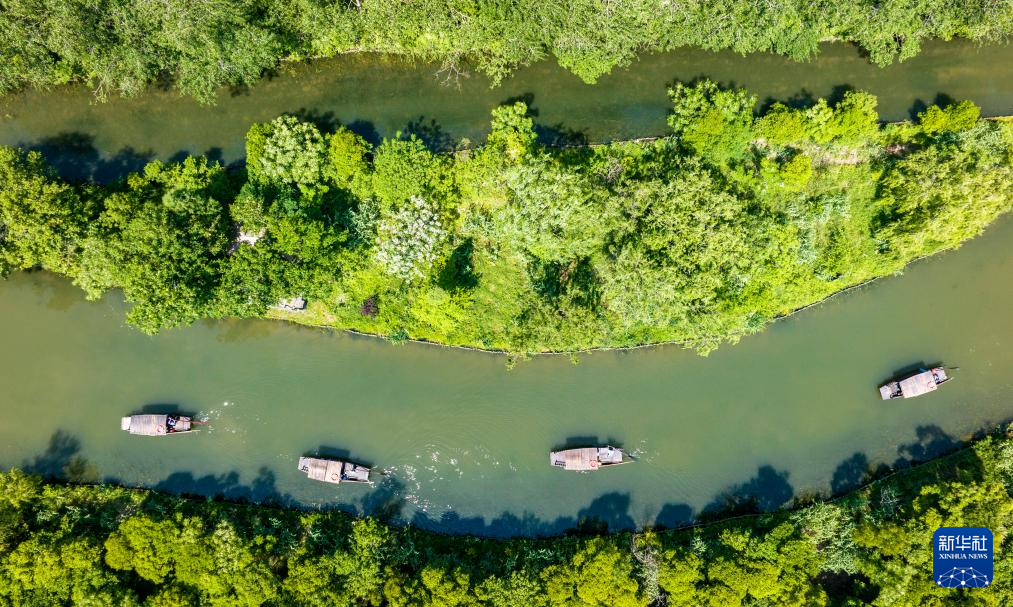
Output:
[
  {"left": 1, "top": 428, "right": 1012, "bottom": 605},
  {"left": 1, "top": 0, "right": 1011, "bottom": 102},
  {"left": 0, "top": 83, "right": 1011, "bottom": 353}
]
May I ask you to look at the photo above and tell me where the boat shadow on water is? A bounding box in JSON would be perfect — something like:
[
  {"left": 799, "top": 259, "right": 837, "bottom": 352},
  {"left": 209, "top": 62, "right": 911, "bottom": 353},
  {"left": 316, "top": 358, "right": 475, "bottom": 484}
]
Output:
[
  {"left": 15, "top": 422, "right": 999, "bottom": 538},
  {"left": 551, "top": 435, "right": 626, "bottom": 452},
  {"left": 881, "top": 360, "right": 938, "bottom": 385},
  {"left": 133, "top": 403, "right": 188, "bottom": 416}
]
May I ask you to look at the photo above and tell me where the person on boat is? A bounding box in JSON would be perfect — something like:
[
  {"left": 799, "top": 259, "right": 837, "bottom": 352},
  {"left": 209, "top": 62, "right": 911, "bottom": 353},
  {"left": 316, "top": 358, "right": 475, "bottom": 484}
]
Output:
[{"left": 165, "top": 415, "right": 177, "bottom": 433}]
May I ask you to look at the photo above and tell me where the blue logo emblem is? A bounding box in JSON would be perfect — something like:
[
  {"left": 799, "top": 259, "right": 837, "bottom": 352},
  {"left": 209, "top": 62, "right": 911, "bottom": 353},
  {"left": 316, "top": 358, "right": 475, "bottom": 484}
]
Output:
[{"left": 933, "top": 527, "right": 992, "bottom": 587}]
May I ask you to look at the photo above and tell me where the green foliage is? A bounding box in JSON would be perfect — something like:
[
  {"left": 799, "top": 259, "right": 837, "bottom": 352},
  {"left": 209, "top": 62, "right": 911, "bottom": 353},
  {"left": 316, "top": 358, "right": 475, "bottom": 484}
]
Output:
[
  {"left": 2, "top": 0, "right": 1009, "bottom": 101},
  {"left": 756, "top": 104, "right": 811, "bottom": 146},
  {"left": 257, "top": 116, "right": 329, "bottom": 196},
  {"left": 486, "top": 102, "right": 538, "bottom": 164},
  {"left": 700, "top": 524, "right": 826, "bottom": 606},
  {"left": 1, "top": 88, "right": 1009, "bottom": 354},
  {"left": 329, "top": 127, "right": 371, "bottom": 185},
  {"left": 762, "top": 152, "right": 813, "bottom": 192},
  {"left": 812, "top": 91, "right": 880, "bottom": 146},
  {"left": 0, "top": 146, "right": 93, "bottom": 275},
  {"left": 375, "top": 195, "right": 448, "bottom": 282},
  {"left": 105, "top": 515, "right": 179, "bottom": 583},
  {"left": 919, "top": 99, "right": 982, "bottom": 134},
  {"left": 791, "top": 502, "right": 859, "bottom": 573},
  {"left": 486, "top": 158, "right": 613, "bottom": 263},
  {"left": 875, "top": 129, "right": 1013, "bottom": 262},
  {"left": 541, "top": 538, "right": 647, "bottom": 607},
  {"left": 667, "top": 81, "right": 755, "bottom": 163},
  {"left": 3, "top": 430, "right": 1013, "bottom": 605},
  {"left": 75, "top": 157, "right": 231, "bottom": 333},
  {"left": 372, "top": 136, "right": 447, "bottom": 212}
]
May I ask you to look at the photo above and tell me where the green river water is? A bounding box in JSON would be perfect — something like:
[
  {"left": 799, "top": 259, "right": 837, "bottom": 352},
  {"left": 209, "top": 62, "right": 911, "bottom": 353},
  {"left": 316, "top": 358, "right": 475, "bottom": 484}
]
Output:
[
  {"left": 1, "top": 214, "right": 1011, "bottom": 536},
  {"left": 2, "top": 39, "right": 1013, "bottom": 181},
  {"left": 0, "top": 41, "right": 1011, "bottom": 536}
]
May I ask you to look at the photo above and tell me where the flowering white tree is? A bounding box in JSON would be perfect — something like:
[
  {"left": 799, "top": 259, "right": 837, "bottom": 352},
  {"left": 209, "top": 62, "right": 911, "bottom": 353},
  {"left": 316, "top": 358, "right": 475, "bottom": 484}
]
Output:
[
  {"left": 259, "top": 116, "right": 327, "bottom": 193},
  {"left": 375, "top": 195, "right": 446, "bottom": 281}
]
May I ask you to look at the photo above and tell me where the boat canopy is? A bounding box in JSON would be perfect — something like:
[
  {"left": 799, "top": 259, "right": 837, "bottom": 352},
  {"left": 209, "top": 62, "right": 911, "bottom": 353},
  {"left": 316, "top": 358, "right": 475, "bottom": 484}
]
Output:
[
  {"left": 298, "top": 457, "right": 370, "bottom": 484},
  {"left": 899, "top": 370, "right": 938, "bottom": 398},
  {"left": 121, "top": 414, "right": 191, "bottom": 435},
  {"left": 300, "top": 457, "right": 345, "bottom": 483},
  {"left": 550, "top": 447, "right": 623, "bottom": 471}
]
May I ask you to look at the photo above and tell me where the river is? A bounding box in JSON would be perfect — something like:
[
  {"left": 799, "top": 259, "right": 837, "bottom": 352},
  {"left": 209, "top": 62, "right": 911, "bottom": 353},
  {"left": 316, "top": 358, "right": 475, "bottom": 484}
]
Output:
[
  {"left": 1, "top": 39, "right": 1011, "bottom": 536},
  {"left": 1, "top": 39, "right": 1012, "bottom": 181},
  {"left": 1, "top": 212, "right": 1010, "bottom": 536}
]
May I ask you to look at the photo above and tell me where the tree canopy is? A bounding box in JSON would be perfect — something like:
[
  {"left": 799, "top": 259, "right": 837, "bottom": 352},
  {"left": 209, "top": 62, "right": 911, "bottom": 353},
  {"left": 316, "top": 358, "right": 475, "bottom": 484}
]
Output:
[{"left": 1, "top": 0, "right": 1011, "bottom": 102}]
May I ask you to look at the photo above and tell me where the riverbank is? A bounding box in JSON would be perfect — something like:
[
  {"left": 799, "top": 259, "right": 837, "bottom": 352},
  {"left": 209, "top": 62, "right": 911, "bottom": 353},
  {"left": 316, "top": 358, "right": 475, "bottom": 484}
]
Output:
[
  {"left": 3, "top": 425, "right": 1010, "bottom": 604},
  {"left": 3, "top": 2, "right": 1010, "bottom": 103},
  {"left": 2, "top": 83, "right": 1010, "bottom": 353},
  {"left": 6, "top": 39, "right": 1013, "bottom": 185}
]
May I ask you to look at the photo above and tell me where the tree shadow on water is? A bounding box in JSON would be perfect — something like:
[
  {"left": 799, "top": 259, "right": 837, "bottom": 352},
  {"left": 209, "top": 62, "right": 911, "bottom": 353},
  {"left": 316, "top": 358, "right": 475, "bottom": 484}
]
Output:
[
  {"left": 499, "top": 93, "right": 537, "bottom": 115},
  {"left": 154, "top": 466, "right": 292, "bottom": 507},
  {"left": 26, "top": 270, "right": 85, "bottom": 311},
  {"left": 20, "top": 132, "right": 171, "bottom": 182},
  {"left": 573, "top": 492, "right": 636, "bottom": 534},
  {"left": 534, "top": 123, "right": 589, "bottom": 148},
  {"left": 654, "top": 502, "right": 694, "bottom": 529},
  {"left": 22, "top": 430, "right": 98, "bottom": 482},
  {"left": 831, "top": 452, "right": 871, "bottom": 495},
  {"left": 403, "top": 116, "right": 456, "bottom": 152},
  {"left": 894, "top": 424, "right": 961, "bottom": 467},
  {"left": 406, "top": 492, "right": 642, "bottom": 538},
  {"left": 907, "top": 93, "right": 957, "bottom": 120},
  {"left": 700, "top": 465, "right": 794, "bottom": 521}
]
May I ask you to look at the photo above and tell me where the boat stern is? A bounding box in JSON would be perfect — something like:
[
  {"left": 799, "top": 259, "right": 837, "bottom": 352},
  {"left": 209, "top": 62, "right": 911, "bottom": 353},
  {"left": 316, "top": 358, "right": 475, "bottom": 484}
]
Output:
[
  {"left": 879, "top": 382, "right": 899, "bottom": 400},
  {"left": 120, "top": 417, "right": 132, "bottom": 431}
]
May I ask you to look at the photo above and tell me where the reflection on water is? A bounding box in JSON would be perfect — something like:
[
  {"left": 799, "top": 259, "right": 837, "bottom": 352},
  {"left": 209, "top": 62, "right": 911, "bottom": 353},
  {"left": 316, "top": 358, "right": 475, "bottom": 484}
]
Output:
[
  {"left": 2, "top": 40, "right": 1012, "bottom": 181},
  {"left": 1, "top": 216, "right": 1011, "bottom": 537}
]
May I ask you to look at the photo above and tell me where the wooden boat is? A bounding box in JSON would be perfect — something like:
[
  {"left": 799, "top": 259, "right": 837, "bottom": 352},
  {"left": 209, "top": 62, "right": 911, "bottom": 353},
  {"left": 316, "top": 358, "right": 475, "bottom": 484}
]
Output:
[
  {"left": 879, "top": 367, "right": 951, "bottom": 400},
  {"left": 120, "top": 414, "right": 196, "bottom": 436},
  {"left": 298, "top": 456, "right": 371, "bottom": 484},
  {"left": 549, "top": 446, "right": 630, "bottom": 471}
]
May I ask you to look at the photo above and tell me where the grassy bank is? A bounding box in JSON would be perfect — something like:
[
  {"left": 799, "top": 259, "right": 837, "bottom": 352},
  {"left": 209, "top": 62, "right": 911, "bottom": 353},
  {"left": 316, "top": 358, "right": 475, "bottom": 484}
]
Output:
[
  {"left": 2, "top": 427, "right": 1012, "bottom": 605},
  {"left": 1, "top": 82, "right": 1011, "bottom": 353},
  {"left": 2, "top": 0, "right": 1011, "bottom": 103}
]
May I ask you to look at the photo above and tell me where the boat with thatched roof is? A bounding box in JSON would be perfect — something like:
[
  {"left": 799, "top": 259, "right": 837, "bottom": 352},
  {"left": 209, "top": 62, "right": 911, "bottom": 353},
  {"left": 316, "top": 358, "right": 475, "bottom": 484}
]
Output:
[
  {"left": 120, "top": 414, "right": 197, "bottom": 436},
  {"left": 298, "top": 457, "right": 371, "bottom": 484},
  {"left": 879, "top": 367, "right": 951, "bottom": 400},
  {"left": 549, "top": 446, "right": 630, "bottom": 471}
]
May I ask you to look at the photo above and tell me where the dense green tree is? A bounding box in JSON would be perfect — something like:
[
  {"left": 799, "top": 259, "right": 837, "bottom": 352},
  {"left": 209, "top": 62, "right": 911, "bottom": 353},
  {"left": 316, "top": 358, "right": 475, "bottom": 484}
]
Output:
[
  {"left": 919, "top": 100, "right": 982, "bottom": 134},
  {"left": 667, "top": 81, "right": 756, "bottom": 163},
  {"left": 76, "top": 157, "right": 231, "bottom": 333},
  {"left": 328, "top": 127, "right": 372, "bottom": 188},
  {"left": 541, "top": 538, "right": 646, "bottom": 607},
  {"left": 256, "top": 116, "right": 330, "bottom": 196},
  {"left": 0, "top": 147, "right": 93, "bottom": 275}
]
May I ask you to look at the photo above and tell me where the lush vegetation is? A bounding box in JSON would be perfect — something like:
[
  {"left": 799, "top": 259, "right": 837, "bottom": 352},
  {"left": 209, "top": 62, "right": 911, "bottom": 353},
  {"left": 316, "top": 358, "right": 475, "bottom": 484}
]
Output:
[
  {"left": 1, "top": 0, "right": 1011, "bottom": 102},
  {"left": 1, "top": 85, "right": 1011, "bottom": 352},
  {"left": 2, "top": 428, "right": 1013, "bottom": 605}
]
